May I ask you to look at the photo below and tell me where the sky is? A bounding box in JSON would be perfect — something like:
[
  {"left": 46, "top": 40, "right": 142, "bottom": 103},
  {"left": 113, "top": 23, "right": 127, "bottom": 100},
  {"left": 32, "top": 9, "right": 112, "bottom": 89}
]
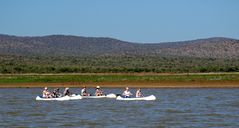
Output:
[{"left": 0, "top": 0, "right": 238, "bottom": 43}]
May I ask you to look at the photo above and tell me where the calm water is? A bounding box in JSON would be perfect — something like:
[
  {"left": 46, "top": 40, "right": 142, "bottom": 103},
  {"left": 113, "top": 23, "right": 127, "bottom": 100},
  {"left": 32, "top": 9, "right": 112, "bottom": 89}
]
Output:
[{"left": 0, "top": 88, "right": 239, "bottom": 128}]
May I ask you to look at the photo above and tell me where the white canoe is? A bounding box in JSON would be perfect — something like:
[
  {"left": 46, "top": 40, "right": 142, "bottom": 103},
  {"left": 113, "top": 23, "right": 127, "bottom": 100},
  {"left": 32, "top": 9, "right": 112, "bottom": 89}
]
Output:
[
  {"left": 36, "top": 94, "right": 82, "bottom": 101},
  {"left": 81, "top": 93, "right": 116, "bottom": 99},
  {"left": 116, "top": 95, "right": 156, "bottom": 101}
]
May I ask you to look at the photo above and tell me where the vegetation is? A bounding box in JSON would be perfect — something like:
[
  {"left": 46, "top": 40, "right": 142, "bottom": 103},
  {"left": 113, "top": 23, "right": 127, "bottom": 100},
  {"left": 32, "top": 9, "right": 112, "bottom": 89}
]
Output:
[
  {"left": 0, "top": 34, "right": 239, "bottom": 74},
  {"left": 0, "top": 73, "right": 239, "bottom": 84},
  {"left": 0, "top": 55, "right": 239, "bottom": 73}
]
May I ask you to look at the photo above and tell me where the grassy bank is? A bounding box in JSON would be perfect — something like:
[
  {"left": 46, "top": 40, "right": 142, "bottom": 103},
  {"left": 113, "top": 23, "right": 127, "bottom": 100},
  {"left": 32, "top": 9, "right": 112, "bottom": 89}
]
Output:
[{"left": 0, "top": 73, "right": 239, "bottom": 88}]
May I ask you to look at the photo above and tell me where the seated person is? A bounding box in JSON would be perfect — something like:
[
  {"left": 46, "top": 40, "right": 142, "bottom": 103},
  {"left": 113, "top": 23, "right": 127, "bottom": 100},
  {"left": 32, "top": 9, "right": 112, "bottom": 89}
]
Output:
[
  {"left": 51, "top": 88, "right": 62, "bottom": 98},
  {"left": 42, "top": 87, "right": 51, "bottom": 98},
  {"left": 81, "top": 86, "right": 90, "bottom": 96},
  {"left": 136, "top": 88, "right": 143, "bottom": 98},
  {"left": 95, "top": 86, "right": 103, "bottom": 96},
  {"left": 63, "top": 87, "right": 72, "bottom": 96},
  {"left": 122, "top": 87, "right": 132, "bottom": 98}
]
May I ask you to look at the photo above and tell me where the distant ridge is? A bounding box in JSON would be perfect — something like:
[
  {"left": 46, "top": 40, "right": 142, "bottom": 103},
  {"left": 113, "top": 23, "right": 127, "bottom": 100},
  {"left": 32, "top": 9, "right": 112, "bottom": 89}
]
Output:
[
  {"left": 0, "top": 34, "right": 239, "bottom": 73},
  {"left": 0, "top": 34, "right": 238, "bottom": 58}
]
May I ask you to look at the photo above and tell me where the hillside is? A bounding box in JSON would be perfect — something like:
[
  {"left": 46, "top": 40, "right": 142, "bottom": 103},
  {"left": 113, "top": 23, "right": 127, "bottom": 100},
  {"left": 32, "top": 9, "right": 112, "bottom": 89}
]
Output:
[
  {"left": 0, "top": 34, "right": 239, "bottom": 58},
  {"left": 0, "top": 34, "right": 239, "bottom": 73},
  {"left": 159, "top": 37, "right": 239, "bottom": 58},
  {"left": 0, "top": 34, "right": 142, "bottom": 57}
]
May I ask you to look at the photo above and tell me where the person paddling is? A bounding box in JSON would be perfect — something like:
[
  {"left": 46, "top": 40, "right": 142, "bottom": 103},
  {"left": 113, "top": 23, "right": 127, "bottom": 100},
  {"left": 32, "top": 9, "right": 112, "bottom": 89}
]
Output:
[
  {"left": 42, "top": 87, "right": 51, "bottom": 98},
  {"left": 51, "top": 88, "right": 62, "bottom": 98},
  {"left": 81, "top": 86, "right": 90, "bottom": 96},
  {"left": 95, "top": 86, "right": 103, "bottom": 96},
  {"left": 63, "top": 87, "right": 72, "bottom": 96},
  {"left": 122, "top": 87, "right": 132, "bottom": 98},
  {"left": 136, "top": 88, "right": 143, "bottom": 98}
]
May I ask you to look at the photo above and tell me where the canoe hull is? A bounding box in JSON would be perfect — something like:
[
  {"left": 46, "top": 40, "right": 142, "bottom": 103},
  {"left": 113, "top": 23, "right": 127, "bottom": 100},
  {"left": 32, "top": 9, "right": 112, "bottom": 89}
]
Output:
[
  {"left": 116, "top": 95, "right": 156, "bottom": 101},
  {"left": 81, "top": 93, "right": 116, "bottom": 99},
  {"left": 36, "top": 94, "right": 82, "bottom": 101}
]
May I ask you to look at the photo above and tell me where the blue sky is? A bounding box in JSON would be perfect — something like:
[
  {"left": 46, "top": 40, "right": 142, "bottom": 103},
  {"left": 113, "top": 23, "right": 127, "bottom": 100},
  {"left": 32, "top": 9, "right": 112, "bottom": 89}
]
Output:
[{"left": 0, "top": 0, "right": 238, "bottom": 43}]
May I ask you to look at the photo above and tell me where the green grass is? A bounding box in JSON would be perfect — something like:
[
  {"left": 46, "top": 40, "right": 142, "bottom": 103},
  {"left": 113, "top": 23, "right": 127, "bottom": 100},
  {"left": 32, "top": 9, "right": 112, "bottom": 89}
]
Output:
[{"left": 0, "top": 73, "right": 239, "bottom": 84}]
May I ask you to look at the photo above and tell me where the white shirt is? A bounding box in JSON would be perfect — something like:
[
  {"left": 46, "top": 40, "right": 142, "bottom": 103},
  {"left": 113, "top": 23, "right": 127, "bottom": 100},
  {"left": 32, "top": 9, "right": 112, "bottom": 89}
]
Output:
[
  {"left": 81, "top": 88, "right": 86, "bottom": 95},
  {"left": 136, "top": 90, "right": 142, "bottom": 98},
  {"left": 123, "top": 90, "right": 132, "bottom": 97}
]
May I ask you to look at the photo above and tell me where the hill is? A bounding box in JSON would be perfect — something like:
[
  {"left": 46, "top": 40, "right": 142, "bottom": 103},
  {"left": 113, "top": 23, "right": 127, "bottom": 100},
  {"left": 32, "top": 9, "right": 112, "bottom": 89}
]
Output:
[
  {"left": 0, "top": 34, "right": 143, "bottom": 57},
  {"left": 0, "top": 34, "right": 239, "bottom": 58},
  {"left": 0, "top": 34, "right": 239, "bottom": 73},
  {"left": 158, "top": 37, "right": 239, "bottom": 58}
]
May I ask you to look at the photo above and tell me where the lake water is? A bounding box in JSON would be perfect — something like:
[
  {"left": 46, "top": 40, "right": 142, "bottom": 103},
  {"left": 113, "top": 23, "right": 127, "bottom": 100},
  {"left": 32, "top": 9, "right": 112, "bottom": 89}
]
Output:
[{"left": 0, "top": 88, "right": 239, "bottom": 128}]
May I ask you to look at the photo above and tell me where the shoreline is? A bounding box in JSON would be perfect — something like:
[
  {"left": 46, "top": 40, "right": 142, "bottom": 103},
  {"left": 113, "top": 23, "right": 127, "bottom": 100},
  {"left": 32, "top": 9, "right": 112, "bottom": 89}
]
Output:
[
  {"left": 1, "top": 72, "right": 239, "bottom": 76},
  {"left": 1, "top": 81, "right": 239, "bottom": 88},
  {"left": 0, "top": 73, "right": 239, "bottom": 88}
]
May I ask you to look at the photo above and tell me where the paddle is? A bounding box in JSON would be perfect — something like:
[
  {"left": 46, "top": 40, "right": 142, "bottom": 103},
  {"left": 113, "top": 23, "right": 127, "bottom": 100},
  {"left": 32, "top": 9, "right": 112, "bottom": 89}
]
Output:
[{"left": 116, "top": 94, "right": 122, "bottom": 97}]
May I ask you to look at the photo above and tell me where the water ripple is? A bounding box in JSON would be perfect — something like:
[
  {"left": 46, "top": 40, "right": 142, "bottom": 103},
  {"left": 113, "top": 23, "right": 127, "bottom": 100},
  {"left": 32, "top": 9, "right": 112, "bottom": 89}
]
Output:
[{"left": 0, "top": 88, "right": 239, "bottom": 127}]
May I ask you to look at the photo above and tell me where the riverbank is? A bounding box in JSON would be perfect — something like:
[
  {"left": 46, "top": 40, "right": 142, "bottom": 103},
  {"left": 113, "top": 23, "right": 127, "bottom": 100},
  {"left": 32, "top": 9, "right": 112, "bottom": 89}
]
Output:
[{"left": 0, "top": 73, "right": 239, "bottom": 88}]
